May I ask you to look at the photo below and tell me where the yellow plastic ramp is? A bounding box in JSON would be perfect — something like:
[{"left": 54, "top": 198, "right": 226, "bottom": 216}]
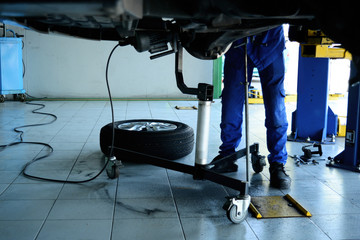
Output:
[{"left": 249, "top": 194, "right": 311, "bottom": 219}]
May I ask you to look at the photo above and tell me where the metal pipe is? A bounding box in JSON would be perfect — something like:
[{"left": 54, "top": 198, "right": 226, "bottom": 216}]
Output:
[
  {"left": 244, "top": 42, "right": 250, "bottom": 182},
  {"left": 195, "top": 100, "right": 212, "bottom": 165},
  {"left": 175, "top": 46, "right": 199, "bottom": 96}
]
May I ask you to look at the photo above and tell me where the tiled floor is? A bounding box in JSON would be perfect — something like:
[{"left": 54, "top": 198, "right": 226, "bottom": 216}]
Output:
[{"left": 0, "top": 99, "right": 359, "bottom": 240}]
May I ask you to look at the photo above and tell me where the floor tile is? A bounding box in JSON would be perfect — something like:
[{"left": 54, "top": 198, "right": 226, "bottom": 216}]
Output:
[
  {"left": 0, "top": 150, "right": 40, "bottom": 161},
  {"left": 291, "top": 194, "right": 360, "bottom": 215},
  {"left": 47, "top": 199, "right": 114, "bottom": 220},
  {"left": 0, "top": 183, "right": 9, "bottom": 195},
  {"left": 36, "top": 150, "right": 81, "bottom": 161},
  {"left": 0, "top": 183, "right": 63, "bottom": 200},
  {"left": 66, "top": 152, "right": 109, "bottom": 180},
  {"left": 0, "top": 171, "right": 20, "bottom": 183},
  {"left": 47, "top": 142, "right": 85, "bottom": 151},
  {"left": 0, "top": 200, "right": 54, "bottom": 220},
  {"left": 305, "top": 164, "right": 360, "bottom": 180},
  {"left": 0, "top": 220, "right": 43, "bottom": 240},
  {"left": 311, "top": 214, "right": 360, "bottom": 239},
  {"left": 76, "top": 150, "right": 105, "bottom": 167},
  {"left": 116, "top": 168, "right": 172, "bottom": 199},
  {"left": 181, "top": 217, "right": 258, "bottom": 240},
  {"left": 22, "top": 134, "right": 55, "bottom": 143},
  {"left": 58, "top": 180, "right": 117, "bottom": 200},
  {"left": 0, "top": 159, "right": 32, "bottom": 171},
  {"left": 346, "top": 193, "right": 360, "bottom": 207},
  {"left": 37, "top": 219, "right": 112, "bottom": 240},
  {"left": 282, "top": 178, "right": 340, "bottom": 199},
  {"left": 167, "top": 170, "right": 228, "bottom": 199},
  {"left": 174, "top": 195, "right": 228, "bottom": 219},
  {"left": 247, "top": 217, "right": 331, "bottom": 240},
  {"left": 82, "top": 141, "right": 102, "bottom": 152},
  {"left": 0, "top": 100, "right": 356, "bottom": 240},
  {"left": 322, "top": 178, "right": 360, "bottom": 195},
  {"left": 22, "top": 159, "right": 77, "bottom": 172},
  {"left": 114, "top": 198, "right": 178, "bottom": 219},
  {"left": 67, "top": 168, "right": 110, "bottom": 181},
  {"left": 246, "top": 180, "right": 284, "bottom": 197},
  {"left": 112, "top": 218, "right": 184, "bottom": 240},
  {"left": 117, "top": 178, "right": 172, "bottom": 199}
]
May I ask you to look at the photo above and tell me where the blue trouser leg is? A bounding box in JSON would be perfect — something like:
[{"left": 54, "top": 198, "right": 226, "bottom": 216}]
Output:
[
  {"left": 259, "top": 52, "right": 288, "bottom": 164},
  {"left": 220, "top": 47, "right": 254, "bottom": 156}
]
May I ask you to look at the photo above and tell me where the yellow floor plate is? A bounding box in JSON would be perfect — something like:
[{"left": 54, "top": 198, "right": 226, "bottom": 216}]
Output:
[{"left": 250, "top": 194, "right": 311, "bottom": 219}]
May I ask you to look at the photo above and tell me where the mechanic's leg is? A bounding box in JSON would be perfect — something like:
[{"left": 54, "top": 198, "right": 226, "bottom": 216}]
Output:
[
  {"left": 259, "top": 52, "right": 291, "bottom": 189},
  {"left": 212, "top": 46, "right": 254, "bottom": 173}
]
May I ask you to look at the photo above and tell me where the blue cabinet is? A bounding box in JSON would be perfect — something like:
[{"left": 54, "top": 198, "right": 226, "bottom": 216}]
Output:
[{"left": 0, "top": 37, "right": 25, "bottom": 102}]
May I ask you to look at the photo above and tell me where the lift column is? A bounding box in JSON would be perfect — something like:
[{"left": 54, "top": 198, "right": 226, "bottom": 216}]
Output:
[
  {"left": 289, "top": 46, "right": 338, "bottom": 143},
  {"left": 288, "top": 29, "right": 353, "bottom": 143},
  {"left": 328, "top": 60, "right": 360, "bottom": 172}
]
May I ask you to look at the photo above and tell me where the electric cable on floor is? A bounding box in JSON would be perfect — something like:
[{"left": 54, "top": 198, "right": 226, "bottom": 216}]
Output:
[
  {"left": 0, "top": 96, "right": 58, "bottom": 179},
  {"left": 105, "top": 43, "right": 120, "bottom": 158},
  {"left": 1, "top": 43, "right": 121, "bottom": 183}
]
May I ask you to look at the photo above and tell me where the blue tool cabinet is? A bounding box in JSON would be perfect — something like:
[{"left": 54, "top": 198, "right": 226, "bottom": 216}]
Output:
[{"left": 0, "top": 37, "right": 25, "bottom": 102}]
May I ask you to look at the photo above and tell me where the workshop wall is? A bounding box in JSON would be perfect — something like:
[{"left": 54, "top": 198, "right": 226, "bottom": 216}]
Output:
[
  {"left": 23, "top": 30, "right": 213, "bottom": 99},
  {"left": 5, "top": 25, "right": 350, "bottom": 99}
]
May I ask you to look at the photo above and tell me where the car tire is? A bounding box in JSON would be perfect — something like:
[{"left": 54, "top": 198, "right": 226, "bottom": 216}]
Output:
[{"left": 100, "top": 119, "right": 194, "bottom": 160}]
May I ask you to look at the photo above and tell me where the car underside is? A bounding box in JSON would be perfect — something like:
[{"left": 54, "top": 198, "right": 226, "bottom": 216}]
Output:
[{"left": 0, "top": 0, "right": 359, "bottom": 64}]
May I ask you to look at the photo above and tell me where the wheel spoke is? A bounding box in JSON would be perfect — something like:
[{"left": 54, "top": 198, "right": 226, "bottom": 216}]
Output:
[{"left": 117, "top": 121, "right": 177, "bottom": 132}]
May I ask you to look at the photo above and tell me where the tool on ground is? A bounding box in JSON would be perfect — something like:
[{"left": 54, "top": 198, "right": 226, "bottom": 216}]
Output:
[
  {"left": 175, "top": 105, "right": 198, "bottom": 110},
  {"left": 301, "top": 143, "right": 323, "bottom": 160},
  {"left": 290, "top": 154, "right": 325, "bottom": 166}
]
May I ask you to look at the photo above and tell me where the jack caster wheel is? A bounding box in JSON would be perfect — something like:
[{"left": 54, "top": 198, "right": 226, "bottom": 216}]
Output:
[
  {"left": 19, "top": 94, "right": 26, "bottom": 102},
  {"left": 251, "top": 152, "right": 266, "bottom": 173},
  {"left": 227, "top": 204, "right": 248, "bottom": 224},
  {"left": 13, "top": 94, "right": 26, "bottom": 102},
  {"left": 224, "top": 195, "right": 251, "bottom": 224},
  {"left": 106, "top": 164, "right": 120, "bottom": 179},
  {"left": 105, "top": 156, "right": 122, "bottom": 179}
]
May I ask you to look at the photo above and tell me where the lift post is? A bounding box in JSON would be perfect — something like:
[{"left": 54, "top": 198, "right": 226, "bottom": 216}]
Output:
[
  {"left": 289, "top": 46, "right": 338, "bottom": 143},
  {"left": 287, "top": 28, "right": 355, "bottom": 143},
  {"left": 288, "top": 27, "right": 359, "bottom": 172},
  {"left": 327, "top": 60, "right": 360, "bottom": 172}
]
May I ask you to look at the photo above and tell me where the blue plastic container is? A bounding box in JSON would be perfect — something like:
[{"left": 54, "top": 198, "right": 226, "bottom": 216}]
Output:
[{"left": 0, "top": 37, "right": 25, "bottom": 98}]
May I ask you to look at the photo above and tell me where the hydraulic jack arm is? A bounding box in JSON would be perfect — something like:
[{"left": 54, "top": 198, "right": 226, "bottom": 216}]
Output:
[{"left": 175, "top": 45, "right": 214, "bottom": 101}]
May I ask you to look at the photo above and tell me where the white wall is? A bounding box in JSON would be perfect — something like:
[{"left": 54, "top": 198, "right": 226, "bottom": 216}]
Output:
[
  {"left": 329, "top": 59, "right": 351, "bottom": 94},
  {"left": 22, "top": 30, "right": 213, "bottom": 99},
  {"left": 282, "top": 41, "right": 351, "bottom": 95},
  {"left": 284, "top": 41, "right": 299, "bottom": 95}
]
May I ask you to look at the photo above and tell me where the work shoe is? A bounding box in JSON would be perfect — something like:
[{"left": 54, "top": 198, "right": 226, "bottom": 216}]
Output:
[
  {"left": 210, "top": 155, "right": 238, "bottom": 173},
  {"left": 269, "top": 162, "right": 291, "bottom": 189}
]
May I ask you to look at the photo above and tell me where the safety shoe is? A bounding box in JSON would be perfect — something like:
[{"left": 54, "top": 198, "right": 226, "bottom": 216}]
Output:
[
  {"left": 210, "top": 155, "right": 238, "bottom": 173},
  {"left": 269, "top": 162, "right": 291, "bottom": 189}
]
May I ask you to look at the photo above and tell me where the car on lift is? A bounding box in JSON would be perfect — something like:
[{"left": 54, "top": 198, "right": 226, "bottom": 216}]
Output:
[{"left": 0, "top": 0, "right": 358, "bottom": 61}]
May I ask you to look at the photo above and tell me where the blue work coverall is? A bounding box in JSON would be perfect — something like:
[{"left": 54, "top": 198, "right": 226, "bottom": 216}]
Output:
[{"left": 220, "top": 26, "right": 288, "bottom": 164}]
